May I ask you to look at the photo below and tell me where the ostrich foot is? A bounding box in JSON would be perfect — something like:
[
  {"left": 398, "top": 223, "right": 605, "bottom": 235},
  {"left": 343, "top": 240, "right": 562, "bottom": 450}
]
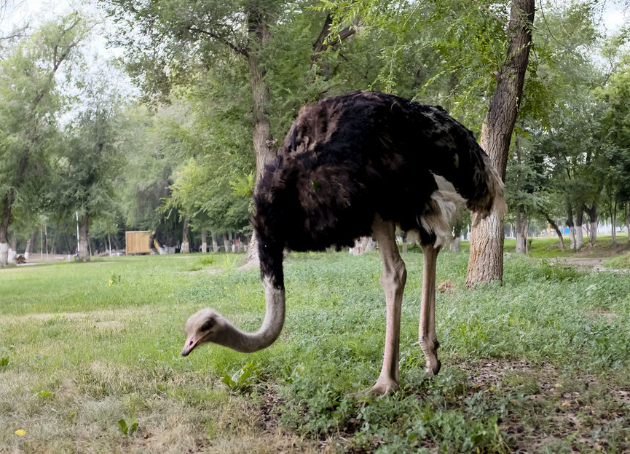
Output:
[
  {"left": 420, "top": 337, "right": 441, "bottom": 376},
  {"left": 371, "top": 376, "right": 399, "bottom": 395}
]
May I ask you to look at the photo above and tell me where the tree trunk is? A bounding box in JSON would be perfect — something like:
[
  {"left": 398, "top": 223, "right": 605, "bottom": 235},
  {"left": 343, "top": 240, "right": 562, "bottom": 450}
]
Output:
[
  {"left": 25, "top": 231, "right": 35, "bottom": 259},
  {"left": 211, "top": 231, "right": 219, "bottom": 253},
  {"left": 514, "top": 132, "right": 526, "bottom": 254},
  {"left": 349, "top": 236, "right": 376, "bottom": 255},
  {"left": 544, "top": 214, "right": 565, "bottom": 252},
  {"left": 516, "top": 205, "right": 527, "bottom": 253},
  {"left": 0, "top": 155, "right": 28, "bottom": 267},
  {"left": 449, "top": 237, "right": 462, "bottom": 252},
  {"left": 402, "top": 231, "right": 408, "bottom": 253},
  {"left": 576, "top": 206, "right": 584, "bottom": 250},
  {"left": 626, "top": 204, "right": 630, "bottom": 240},
  {"left": 9, "top": 233, "right": 17, "bottom": 255},
  {"left": 245, "top": 9, "right": 275, "bottom": 265},
  {"left": 181, "top": 216, "right": 190, "bottom": 254},
  {"left": 223, "top": 233, "right": 231, "bottom": 253},
  {"left": 201, "top": 228, "right": 207, "bottom": 253},
  {"left": 79, "top": 214, "right": 89, "bottom": 262},
  {"left": 611, "top": 199, "right": 617, "bottom": 245},
  {"left": 566, "top": 203, "right": 576, "bottom": 251},
  {"left": 450, "top": 220, "right": 463, "bottom": 252},
  {"left": 585, "top": 204, "right": 598, "bottom": 245},
  {"left": 466, "top": 0, "right": 535, "bottom": 287}
]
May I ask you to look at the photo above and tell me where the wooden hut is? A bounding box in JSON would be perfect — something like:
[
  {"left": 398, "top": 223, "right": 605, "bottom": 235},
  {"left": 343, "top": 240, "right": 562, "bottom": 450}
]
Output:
[{"left": 125, "top": 231, "right": 153, "bottom": 255}]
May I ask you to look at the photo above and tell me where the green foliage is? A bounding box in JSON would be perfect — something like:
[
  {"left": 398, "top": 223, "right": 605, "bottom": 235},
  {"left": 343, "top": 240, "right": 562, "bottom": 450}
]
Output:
[
  {"left": 221, "top": 362, "right": 261, "bottom": 394},
  {"left": 0, "top": 357, "right": 8, "bottom": 367},
  {"left": 603, "top": 252, "right": 630, "bottom": 270},
  {"left": 117, "top": 414, "right": 138, "bottom": 436}
]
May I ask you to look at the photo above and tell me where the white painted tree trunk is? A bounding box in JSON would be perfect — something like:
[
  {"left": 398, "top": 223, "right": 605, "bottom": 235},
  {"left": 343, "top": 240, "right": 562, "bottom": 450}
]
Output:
[
  {"left": 589, "top": 221, "right": 597, "bottom": 245},
  {"left": 223, "top": 233, "right": 232, "bottom": 253},
  {"left": 201, "top": 228, "right": 207, "bottom": 253},
  {"left": 79, "top": 215, "right": 89, "bottom": 262},
  {"left": 211, "top": 232, "right": 219, "bottom": 253},
  {"left": 0, "top": 242, "right": 8, "bottom": 266},
  {"left": 180, "top": 216, "right": 190, "bottom": 254},
  {"left": 349, "top": 236, "right": 376, "bottom": 255},
  {"left": 569, "top": 227, "right": 576, "bottom": 251},
  {"left": 576, "top": 226, "right": 584, "bottom": 250}
]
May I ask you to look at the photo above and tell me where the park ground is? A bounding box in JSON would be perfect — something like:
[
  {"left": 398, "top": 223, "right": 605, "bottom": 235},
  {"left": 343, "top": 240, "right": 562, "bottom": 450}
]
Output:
[{"left": 1, "top": 236, "right": 629, "bottom": 453}]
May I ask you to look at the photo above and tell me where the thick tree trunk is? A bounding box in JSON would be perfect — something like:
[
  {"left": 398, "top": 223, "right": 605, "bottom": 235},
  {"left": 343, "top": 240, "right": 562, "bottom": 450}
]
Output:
[
  {"left": 245, "top": 9, "right": 275, "bottom": 265},
  {"left": 402, "top": 231, "right": 408, "bottom": 253},
  {"left": 201, "top": 228, "right": 207, "bottom": 253},
  {"left": 211, "top": 231, "right": 219, "bottom": 253},
  {"left": 79, "top": 215, "right": 89, "bottom": 262},
  {"left": 466, "top": 0, "right": 535, "bottom": 287},
  {"left": 576, "top": 206, "right": 584, "bottom": 250},
  {"left": 25, "top": 231, "right": 35, "bottom": 259},
  {"left": 626, "top": 204, "right": 630, "bottom": 240},
  {"left": 181, "top": 216, "right": 190, "bottom": 254}
]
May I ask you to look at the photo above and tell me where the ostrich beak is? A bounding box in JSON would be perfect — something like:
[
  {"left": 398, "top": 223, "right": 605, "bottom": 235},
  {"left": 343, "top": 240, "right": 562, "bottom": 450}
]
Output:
[{"left": 181, "top": 337, "right": 199, "bottom": 356}]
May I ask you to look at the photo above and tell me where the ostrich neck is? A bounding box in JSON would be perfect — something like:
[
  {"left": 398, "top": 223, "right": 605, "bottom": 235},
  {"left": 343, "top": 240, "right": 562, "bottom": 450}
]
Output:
[{"left": 215, "top": 276, "right": 286, "bottom": 353}]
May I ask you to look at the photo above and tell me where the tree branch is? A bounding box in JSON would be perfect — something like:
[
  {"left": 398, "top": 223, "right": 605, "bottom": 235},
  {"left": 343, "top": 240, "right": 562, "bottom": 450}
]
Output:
[
  {"left": 470, "top": 0, "right": 508, "bottom": 27},
  {"left": 188, "top": 25, "right": 249, "bottom": 58},
  {"left": 311, "top": 13, "right": 355, "bottom": 66}
]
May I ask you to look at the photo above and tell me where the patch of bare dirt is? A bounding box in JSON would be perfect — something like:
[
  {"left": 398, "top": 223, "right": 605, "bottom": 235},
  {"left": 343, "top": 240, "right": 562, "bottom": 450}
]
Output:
[
  {"left": 185, "top": 268, "right": 223, "bottom": 275},
  {"left": 238, "top": 260, "right": 260, "bottom": 271},
  {"left": 555, "top": 257, "right": 604, "bottom": 270},
  {"left": 437, "top": 280, "right": 454, "bottom": 293},
  {"left": 585, "top": 309, "right": 617, "bottom": 323}
]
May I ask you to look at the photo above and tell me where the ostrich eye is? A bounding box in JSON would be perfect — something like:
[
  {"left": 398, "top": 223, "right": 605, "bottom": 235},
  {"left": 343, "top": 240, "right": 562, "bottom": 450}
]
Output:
[{"left": 200, "top": 318, "right": 215, "bottom": 331}]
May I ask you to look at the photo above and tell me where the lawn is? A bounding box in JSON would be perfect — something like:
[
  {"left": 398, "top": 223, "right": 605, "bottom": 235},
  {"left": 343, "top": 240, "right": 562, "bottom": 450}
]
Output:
[{"left": 1, "top": 249, "right": 629, "bottom": 453}]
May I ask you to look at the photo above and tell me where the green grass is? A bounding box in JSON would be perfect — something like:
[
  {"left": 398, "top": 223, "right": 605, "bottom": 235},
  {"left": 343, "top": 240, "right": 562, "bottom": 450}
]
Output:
[
  {"left": 1, "top": 250, "right": 630, "bottom": 453},
  {"left": 603, "top": 252, "right": 630, "bottom": 270}
]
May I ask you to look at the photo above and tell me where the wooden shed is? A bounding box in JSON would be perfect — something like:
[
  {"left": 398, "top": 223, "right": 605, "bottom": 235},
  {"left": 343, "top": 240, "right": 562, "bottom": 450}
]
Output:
[{"left": 125, "top": 231, "right": 153, "bottom": 255}]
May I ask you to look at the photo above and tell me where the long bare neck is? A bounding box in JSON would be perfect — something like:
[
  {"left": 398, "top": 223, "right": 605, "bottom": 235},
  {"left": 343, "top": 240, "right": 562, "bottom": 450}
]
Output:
[{"left": 214, "top": 276, "right": 286, "bottom": 353}]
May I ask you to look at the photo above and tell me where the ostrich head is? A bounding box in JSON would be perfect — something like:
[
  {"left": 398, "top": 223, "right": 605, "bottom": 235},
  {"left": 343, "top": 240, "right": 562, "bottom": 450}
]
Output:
[
  {"left": 181, "top": 309, "right": 226, "bottom": 356},
  {"left": 181, "top": 276, "right": 286, "bottom": 356}
]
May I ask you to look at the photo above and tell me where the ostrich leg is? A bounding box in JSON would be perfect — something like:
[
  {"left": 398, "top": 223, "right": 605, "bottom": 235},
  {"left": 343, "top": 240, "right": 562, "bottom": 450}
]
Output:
[
  {"left": 372, "top": 216, "right": 407, "bottom": 395},
  {"left": 419, "top": 243, "right": 441, "bottom": 376}
]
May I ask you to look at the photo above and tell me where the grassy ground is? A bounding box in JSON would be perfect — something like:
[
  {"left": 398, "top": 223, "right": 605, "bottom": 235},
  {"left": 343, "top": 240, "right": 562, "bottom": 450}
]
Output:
[{"left": 1, "top": 247, "right": 629, "bottom": 453}]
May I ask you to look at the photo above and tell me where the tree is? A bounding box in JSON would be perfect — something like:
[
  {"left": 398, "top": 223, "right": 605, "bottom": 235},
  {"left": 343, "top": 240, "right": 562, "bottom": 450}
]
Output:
[
  {"left": 51, "top": 77, "right": 125, "bottom": 262},
  {"left": 465, "top": 0, "right": 535, "bottom": 286},
  {"left": 0, "top": 14, "right": 89, "bottom": 266}
]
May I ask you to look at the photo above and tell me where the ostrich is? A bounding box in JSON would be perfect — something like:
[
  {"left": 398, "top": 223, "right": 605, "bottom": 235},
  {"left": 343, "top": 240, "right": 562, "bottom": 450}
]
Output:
[{"left": 182, "top": 91, "right": 506, "bottom": 394}]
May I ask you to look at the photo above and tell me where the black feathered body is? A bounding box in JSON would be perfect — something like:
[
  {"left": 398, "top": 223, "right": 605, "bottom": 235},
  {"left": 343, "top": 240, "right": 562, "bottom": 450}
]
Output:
[{"left": 253, "top": 91, "right": 503, "bottom": 286}]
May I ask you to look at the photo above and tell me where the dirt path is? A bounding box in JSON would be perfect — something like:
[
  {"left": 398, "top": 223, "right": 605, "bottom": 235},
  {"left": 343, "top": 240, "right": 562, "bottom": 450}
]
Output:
[{"left": 554, "top": 257, "right": 629, "bottom": 273}]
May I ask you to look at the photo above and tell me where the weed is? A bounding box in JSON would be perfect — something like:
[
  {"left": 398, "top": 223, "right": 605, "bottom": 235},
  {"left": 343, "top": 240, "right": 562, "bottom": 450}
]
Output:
[
  {"left": 222, "top": 362, "right": 260, "bottom": 394},
  {"left": 117, "top": 414, "right": 138, "bottom": 436},
  {"left": 0, "top": 356, "right": 8, "bottom": 367}
]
